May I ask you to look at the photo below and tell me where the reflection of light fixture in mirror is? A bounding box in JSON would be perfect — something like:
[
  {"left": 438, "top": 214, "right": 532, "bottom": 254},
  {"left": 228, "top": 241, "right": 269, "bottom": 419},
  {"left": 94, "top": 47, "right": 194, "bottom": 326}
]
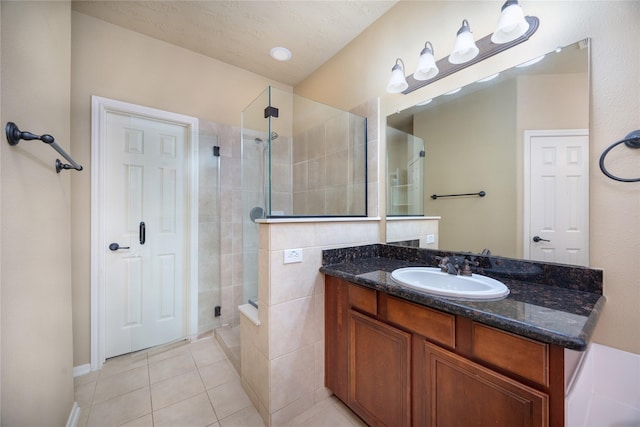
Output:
[
  {"left": 444, "top": 87, "right": 462, "bottom": 95},
  {"left": 386, "top": 58, "right": 409, "bottom": 93},
  {"left": 449, "top": 19, "right": 479, "bottom": 64},
  {"left": 491, "top": 0, "right": 530, "bottom": 44},
  {"left": 477, "top": 73, "right": 500, "bottom": 82},
  {"left": 516, "top": 55, "right": 545, "bottom": 67},
  {"left": 414, "top": 42, "right": 439, "bottom": 80}
]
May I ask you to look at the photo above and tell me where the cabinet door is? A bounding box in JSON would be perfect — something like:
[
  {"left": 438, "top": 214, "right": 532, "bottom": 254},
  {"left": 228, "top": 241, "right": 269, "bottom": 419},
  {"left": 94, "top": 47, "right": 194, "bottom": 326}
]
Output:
[
  {"left": 325, "top": 276, "right": 348, "bottom": 402},
  {"left": 423, "top": 341, "right": 549, "bottom": 427},
  {"left": 349, "top": 310, "right": 411, "bottom": 427}
]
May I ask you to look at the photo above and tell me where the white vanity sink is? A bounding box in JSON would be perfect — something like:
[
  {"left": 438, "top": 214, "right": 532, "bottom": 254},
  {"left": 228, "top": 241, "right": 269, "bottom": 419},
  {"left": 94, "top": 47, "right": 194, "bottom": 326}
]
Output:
[{"left": 390, "top": 267, "right": 510, "bottom": 300}]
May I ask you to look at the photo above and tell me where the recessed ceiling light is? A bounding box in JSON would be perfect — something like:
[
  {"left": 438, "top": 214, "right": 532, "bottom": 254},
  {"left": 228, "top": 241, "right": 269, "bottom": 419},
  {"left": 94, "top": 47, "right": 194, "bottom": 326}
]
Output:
[
  {"left": 270, "top": 47, "right": 292, "bottom": 61},
  {"left": 443, "top": 87, "right": 462, "bottom": 95}
]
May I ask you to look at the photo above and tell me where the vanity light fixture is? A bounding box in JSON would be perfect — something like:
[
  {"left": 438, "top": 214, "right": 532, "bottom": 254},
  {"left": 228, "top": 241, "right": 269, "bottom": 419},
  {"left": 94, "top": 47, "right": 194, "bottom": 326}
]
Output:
[
  {"left": 414, "top": 42, "right": 439, "bottom": 80},
  {"left": 386, "top": 58, "right": 409, "bottom": 93},
  {"left": 385, "top": 2, "right": 539, "bottom": 94},
  {"left": 449, "top": 20, "right": 479, "bottom": 64},
  {"left": 491, "top": 0, "right": 530, "bottom": 44}
]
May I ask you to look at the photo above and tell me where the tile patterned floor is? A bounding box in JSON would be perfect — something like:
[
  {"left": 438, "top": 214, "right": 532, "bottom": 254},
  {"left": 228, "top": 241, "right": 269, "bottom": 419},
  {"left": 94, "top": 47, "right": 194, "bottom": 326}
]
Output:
[{"left": 74, "top": 335, "right": 365, "bottom": 426}]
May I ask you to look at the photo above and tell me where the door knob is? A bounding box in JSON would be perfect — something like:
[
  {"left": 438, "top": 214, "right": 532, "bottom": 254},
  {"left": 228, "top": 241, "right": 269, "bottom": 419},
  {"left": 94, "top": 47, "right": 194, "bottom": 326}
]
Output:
[
  {"left": 109, "top": 242, "right": 130, "bottom": 251},
  {"left": 532, "top": 236, "right": 550, "bottom": 243}
]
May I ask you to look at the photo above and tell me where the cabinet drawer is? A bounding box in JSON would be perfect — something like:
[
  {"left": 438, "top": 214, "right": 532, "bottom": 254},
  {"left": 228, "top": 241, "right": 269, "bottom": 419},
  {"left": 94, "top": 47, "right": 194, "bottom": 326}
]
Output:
[
  {"left": 348, "top": 284, "right": 377, "bottom": 315},
  {"left": 385, "top": 296, "right": 455, "bottom": 348},
  {"left": 471, "top": 322, "right": 549, "bottom": 386}
]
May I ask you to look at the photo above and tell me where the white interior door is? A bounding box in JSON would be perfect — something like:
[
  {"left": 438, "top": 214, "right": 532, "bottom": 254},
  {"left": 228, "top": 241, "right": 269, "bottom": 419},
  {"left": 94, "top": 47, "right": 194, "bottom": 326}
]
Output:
[
  {"left": 92, "top": 97, "right": 199, "bottom": 368},
  {"left": 104, "top": 112, "right": 188, "bottom": 358},
  {"left": 524, "top": 130, "right": 589, "bottom": 266}
]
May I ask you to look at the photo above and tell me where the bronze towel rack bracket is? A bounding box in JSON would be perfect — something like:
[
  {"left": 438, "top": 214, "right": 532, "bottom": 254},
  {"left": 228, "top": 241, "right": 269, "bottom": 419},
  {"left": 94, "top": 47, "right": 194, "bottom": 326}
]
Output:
[{"left": 5, "top": 121, "right": 83, "bottom": 173}]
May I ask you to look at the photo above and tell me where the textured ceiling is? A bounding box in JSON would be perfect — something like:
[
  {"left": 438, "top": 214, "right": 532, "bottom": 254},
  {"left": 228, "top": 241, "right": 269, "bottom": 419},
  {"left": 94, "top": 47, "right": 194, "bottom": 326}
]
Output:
[{"left": 72, "top": 1, "right": 398, "bottom": 86}]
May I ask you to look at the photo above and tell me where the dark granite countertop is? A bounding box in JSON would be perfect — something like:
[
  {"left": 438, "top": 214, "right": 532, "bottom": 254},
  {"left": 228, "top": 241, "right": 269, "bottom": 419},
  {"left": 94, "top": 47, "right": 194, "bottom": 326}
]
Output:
[{"left": 320, "top": 244, "right": 605, "bottom": 351}]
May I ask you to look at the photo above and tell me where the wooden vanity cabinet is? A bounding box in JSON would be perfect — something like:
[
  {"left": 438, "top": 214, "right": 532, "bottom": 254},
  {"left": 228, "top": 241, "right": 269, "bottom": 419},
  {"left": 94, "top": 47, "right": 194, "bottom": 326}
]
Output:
[{"left": 325, "top": 276, "right": 565, "bottom": 427}]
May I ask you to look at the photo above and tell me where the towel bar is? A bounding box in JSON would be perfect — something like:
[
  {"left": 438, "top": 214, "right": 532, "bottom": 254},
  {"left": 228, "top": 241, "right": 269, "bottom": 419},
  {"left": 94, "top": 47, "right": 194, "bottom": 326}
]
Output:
[{"left": 5, "top": 121, "right": 83, "bottom": 173}]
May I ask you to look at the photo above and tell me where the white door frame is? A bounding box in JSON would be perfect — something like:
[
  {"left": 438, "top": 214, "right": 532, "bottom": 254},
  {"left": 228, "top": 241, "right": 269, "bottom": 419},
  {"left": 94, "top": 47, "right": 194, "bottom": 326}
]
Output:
[
  {"left": 90, "top": 96, "right": 199, "bottom": 370},
  {"left": 523, "top": 128, "right": 589, "bottom": 261}
]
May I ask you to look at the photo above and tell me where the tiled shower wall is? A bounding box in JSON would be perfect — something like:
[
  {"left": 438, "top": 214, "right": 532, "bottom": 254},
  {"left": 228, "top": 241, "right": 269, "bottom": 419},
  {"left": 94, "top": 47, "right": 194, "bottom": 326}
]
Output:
[
  {"left": 198, "top": 119, "right": 244, "bottom": 332},
  {"left": 270, "top": 134, "right": 293, "bottom": 214},
  {"left": 291, "top": 113, "right": 367, "bottom": 215},
  {"left": 197, "top": 122, "right": 221, "bottom": 334}
]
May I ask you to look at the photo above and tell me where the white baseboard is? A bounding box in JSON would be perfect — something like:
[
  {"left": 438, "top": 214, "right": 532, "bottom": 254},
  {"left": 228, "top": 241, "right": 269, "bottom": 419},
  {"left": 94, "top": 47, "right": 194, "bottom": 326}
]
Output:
[
  {"left": 66, "top": 402, "right": 81, "bottom": 427},
  {"left": 73, "top": 363, "right": 91, "bottom": 377}
]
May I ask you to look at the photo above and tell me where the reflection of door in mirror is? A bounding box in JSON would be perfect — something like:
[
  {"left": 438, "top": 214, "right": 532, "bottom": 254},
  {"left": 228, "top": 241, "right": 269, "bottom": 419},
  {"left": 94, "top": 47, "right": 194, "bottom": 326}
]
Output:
[
  {"left": 525, "top": 129, "right": 589, "bottom": 266},
  {"left": 386, "top": 127, "right": 425, "bottom": 216}
]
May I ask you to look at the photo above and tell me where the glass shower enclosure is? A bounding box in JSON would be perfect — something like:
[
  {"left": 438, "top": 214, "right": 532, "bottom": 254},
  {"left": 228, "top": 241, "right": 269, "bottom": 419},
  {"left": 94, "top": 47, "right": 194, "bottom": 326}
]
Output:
[
  {"left": 241, "top": 86, "right": 368, "bottom": 307},
  {"left": 386, "top": 127, "right": 425, "bottom": 216}
]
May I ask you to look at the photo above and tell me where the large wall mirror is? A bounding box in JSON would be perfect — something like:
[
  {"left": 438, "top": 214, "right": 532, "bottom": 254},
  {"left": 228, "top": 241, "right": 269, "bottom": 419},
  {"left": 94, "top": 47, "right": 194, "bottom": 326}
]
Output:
[{"left": 386, "top": 39, "right": 590, "bottom": 266}]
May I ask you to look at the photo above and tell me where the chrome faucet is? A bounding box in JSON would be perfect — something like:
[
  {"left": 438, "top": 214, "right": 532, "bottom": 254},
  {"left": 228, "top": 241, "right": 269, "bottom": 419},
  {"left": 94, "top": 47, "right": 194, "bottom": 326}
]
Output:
[
  {"left": 437, "top": 257, "right": 460, "bottom": 275},
  {"left": 460, "top": 259, "right": 479, "bottom": 276},
  {"left": 437, "top": 256, "right": 478, "bottom": 276}
]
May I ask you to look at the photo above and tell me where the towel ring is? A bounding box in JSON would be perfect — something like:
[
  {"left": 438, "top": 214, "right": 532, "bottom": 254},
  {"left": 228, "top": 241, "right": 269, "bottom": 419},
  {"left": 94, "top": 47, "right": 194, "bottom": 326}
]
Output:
[{"left": 599, "top": 130, "right": 640, "bottom": 182}]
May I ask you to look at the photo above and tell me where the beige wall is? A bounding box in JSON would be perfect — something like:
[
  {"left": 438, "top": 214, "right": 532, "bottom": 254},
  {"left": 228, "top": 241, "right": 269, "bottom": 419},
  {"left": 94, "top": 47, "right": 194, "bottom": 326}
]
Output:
[
  {"left": 1, "top": 1, "right": 75, "bottom": 424},
  {"left": 296, "top": 1, "right": 640, "bottom": 354},
  {"left": 70, "top": 12, "right": 292, "bottom": 367},
  {"left": 416, "top": 80, "right": 517, "bottom": 256}
]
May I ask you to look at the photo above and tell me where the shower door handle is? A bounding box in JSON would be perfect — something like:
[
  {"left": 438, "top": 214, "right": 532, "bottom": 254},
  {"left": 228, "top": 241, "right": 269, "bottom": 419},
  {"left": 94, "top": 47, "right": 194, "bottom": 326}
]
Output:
[{"left": 139, "top": 221, "right": 146, "bottom": 245}]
